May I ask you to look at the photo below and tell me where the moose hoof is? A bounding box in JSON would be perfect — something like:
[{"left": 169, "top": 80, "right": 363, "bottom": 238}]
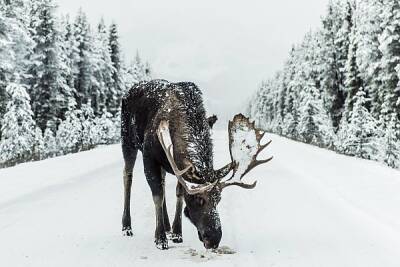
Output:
[
  {"left": 171, "top": 233, "right": 183, "bottom": 243},
  {"left": 122, "top": 226, "right": 133, "bottom": 237},
  {"left": 155, "top": 238, "right": 169, "bottom": 250}
]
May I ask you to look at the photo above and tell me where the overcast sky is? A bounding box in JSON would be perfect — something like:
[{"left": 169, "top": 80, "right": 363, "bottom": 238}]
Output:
[{"left": 56, "top": 0, "right": 330, "bottom": 120}]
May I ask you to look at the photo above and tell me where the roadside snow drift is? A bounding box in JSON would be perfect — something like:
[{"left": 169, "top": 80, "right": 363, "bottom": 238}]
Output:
[{"left": 1, "top": 130, "right": 400, "bottom": 266}]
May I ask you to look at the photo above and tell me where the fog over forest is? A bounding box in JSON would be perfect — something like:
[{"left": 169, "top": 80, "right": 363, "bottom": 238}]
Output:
[{"left": 56, "top": 0, "right": 330, "bottom": 120}]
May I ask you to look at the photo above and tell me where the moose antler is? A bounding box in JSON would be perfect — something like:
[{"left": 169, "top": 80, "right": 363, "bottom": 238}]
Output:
[
  {"left": 220, "top": 114, "right": 273, "bottom": 190},
  {"left": 157, "top": 120, "right": 218, "bottom": 195}
]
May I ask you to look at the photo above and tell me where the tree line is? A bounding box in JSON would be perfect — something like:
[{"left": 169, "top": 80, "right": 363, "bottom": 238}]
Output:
[
  {"left": 0, "top": 0, "right": 151, "bottom": 168},
  {"left": 247, "top": 0, "right": 400, "bottom": 169}
]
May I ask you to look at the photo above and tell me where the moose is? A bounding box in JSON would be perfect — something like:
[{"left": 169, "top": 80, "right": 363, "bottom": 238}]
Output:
[{"left": 121, "top": 80, "right": 272, "bottom": 249}]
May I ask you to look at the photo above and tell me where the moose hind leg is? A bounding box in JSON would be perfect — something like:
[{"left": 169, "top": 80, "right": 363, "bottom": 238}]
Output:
[
  {"left": 171, "top": 182, "right": 184, "bottom": 243},
  {"left": 122, "top": 148, "right": 138, "bottom": 237}
]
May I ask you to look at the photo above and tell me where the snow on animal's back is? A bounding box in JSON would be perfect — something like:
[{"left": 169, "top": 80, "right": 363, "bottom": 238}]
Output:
[{"left": 125, "top": 79, "right": 214, "bottom": 179}]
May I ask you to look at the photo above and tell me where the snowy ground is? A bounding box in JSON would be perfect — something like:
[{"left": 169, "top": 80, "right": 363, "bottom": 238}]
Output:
[{"left": 1, "top": 130, "right": 400, "bottom": 267}]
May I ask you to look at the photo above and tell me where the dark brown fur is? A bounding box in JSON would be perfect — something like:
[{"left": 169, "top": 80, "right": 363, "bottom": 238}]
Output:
[{"left": 121, "top": 80, "right": 222, "bottom": 249}]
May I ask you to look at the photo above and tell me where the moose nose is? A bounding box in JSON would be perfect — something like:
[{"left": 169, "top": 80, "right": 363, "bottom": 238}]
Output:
[
  {"left": 202, "top": 231, "right": 221, "bottom": 249},
  {"left": 203, "top": 239, "right": 219, "bottom": 249}
]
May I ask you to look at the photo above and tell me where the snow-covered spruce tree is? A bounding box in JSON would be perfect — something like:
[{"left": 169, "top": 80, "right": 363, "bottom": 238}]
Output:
[
  {"left": 43, "top": 127, "right": 57, "bottom": 158},
  {"left": 248, "top": 83, "right": 267, "bottom": 128},
  {"left": 355, "top": 0, "right": 383, "bottom": 119},
  {"left": 90, "top": 18, "right": 115, "bottom": 116},
  {"left": 269, "top": 73, "right": 285, "bottom": 133},
  {"left": 295, "top": 32, "right": 335, "bottom": 147},
  {"left": 0, "top": 0, "right": 34, "bottom": 138},
  {"left": 33, "top": 126, "right": 44, "bottom": 161},
  {"left": 58, "top": 15, "right": 78, "bottom": 116},
  {"left": 0, "top": 4, "right": 153, "bottom": 166},
  {"left": 60, "top": 16, "right": 80, "bottom": 103},
  {"left": 282, "top": 113, "right": 298, "bottom": 139},
  {"left": 378, "top": 0, "right": 400, "bottom": 119},
  {"left": 319, "top": 0, "right": 348, "bottom": 129},
  {"left": 379, "top": 113, "right": 400, "bottom": 169},
  {"left": 298, "top": 81, "right": 334, "bottom": 147},
  {"left": 80, "top": 103, "right": 98, "bottom": 151},
  {"left": 343, "top": 15, "right": 364, "bottom": 121},
  {"left": 340, "top": 89, "right": 378, "bottom": 159},
  {"left": 28, "top": 0, "right": 70, "bottom": 131},
  {"left": 247, "top": 0, "right": 399, "bottom": 169},
  {"left": 0, "top": 80, "right": 36, "bottom": 167},
  {"left": 282, "top": 48, "right": 302, "bottom": 139},
  {"left": 123, "top": 52, "right": 152, "bottom": 94},
  {"left": 56, "top": 103, "right": 82, "bottom": 155},
  {"left": 281, "top": 47, "right": 299, "bottom": 134},
  {"left": 255, "top": 76, "right": 284, "bottom": 133},
  {"left": 95, "top": 111, "right": 116, "bottom": 145},
  {"left": 73, "top": 9, "right": 93, "bottom": 109},
  {"left": 336, "top": 0, "right": 353, "bottom": 80},
  {"left": 112, "top": 110, "right": 121, "bottom": 143},
  {"left": 0, "top": 3, "right": 11, "bottom": 138},
  {"left": 108, "top": 22, "right": 124, "bottom": 114},
  {"left": 254, "top": 81, "right": 270, "bottom": 129}
]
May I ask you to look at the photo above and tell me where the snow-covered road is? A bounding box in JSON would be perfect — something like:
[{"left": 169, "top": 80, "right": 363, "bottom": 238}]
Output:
[{"left": 1, "top": 130, "right": 400, "bottom": 267}]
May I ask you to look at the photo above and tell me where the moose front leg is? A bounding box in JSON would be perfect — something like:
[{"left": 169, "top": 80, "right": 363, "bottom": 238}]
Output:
[
  {"left": 144, "top": 158, "right": 169, "bottom": 250},
  {"left": 122, "top": 169, "right": 133, "bottom": 236},
  {"left": 122, "top": 149, "right": 138, "bottom": 236},
  {"left": 161, "top": 169, "right": 171, "bottom": 234},
  {"left": 171, "top": 182, "right": 184, "bottom": 243},
  {"left": 152, "top": 195, "right": 168, "bottom": 249}
]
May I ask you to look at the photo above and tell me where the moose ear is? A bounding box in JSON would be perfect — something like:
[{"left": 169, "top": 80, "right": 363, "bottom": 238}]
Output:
[{"left": 207, "top": 115, "right": 218, "bottom": 129}]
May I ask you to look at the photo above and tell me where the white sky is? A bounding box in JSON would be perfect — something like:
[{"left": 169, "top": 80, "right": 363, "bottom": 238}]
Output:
[{"left": 56, "top": 0, "right": 329, "bottom": 120}]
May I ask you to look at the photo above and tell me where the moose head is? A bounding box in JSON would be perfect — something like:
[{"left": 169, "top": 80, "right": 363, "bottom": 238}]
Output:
[{"left": 157, "top": 114, "right": 273, "bottom": 249}]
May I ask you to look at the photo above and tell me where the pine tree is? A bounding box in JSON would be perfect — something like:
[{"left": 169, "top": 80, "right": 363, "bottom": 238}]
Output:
[
  {"left": 95, "top": 111, "right": 115, "bottom": 144},
  {"left": 0, "top": 4, "right": 11, "bottom": 138},
  {"left": 80, "top": 103, "right": 97, "bottom": 150},
  {"left": 123, "top": 52, "right": 151, "bottom": 91},
  {"left": 28, "top": 0, "right": 70, "bottom": 131},
  {"left": 0, "top": 3, "right": 152, "bottom": 167},
  {"left": 247, "top": 0, "right": 399, "bottom": 169},
  {"left": 378, "top": 0, "right": 400, "bottom": 119},
  {"left": 341, "top": 90, "right": 378, "bottom": 159},
  {"left": 298, "top": 81, "right": 334, "bottom": 147},
  {"left": 73, "top": 9, "right": 93, "bottom": 109},
  {"left": 336, "top": 0, "right": 353, "bottom": 76},
  {"left": 33, "top": 126, "right": 44, "bottom": 160},
  {"left": 343, "top": 16, "right": 363, "bottom": 121},
  {"left": 56, "top": 107, "right": 82, "bottom": 155},
  {"left": 0, "top": 0, "right": 34, "bottom": 138},
  {"left": 4, "top": 0, "right": 34, "bottom": 78},
  {"left": 0, "top": 80, "right": 36, "bottom": 166},
  {"left": 108, "top": 22, "right": 124, "bottom": 114},
  {"left": 43, "top": 127, "right": 57, "bottom": 158},
  {"left": 380, "top": 113, "right": 400, "bottom": 168},
  {"left": 355, "top": 0, "right": 383, "bottom": 118},
  {"left": 112, "top": 110, "right": 121, "bottom": 143},
  {"left": 90, "top": 18, "right": 114, "bottom": 115},
  {"left": 59, "top": 15, "right": 78, "bottom": 118},
  {"left": 320, "top": 0, "right": 347, "bottom": 129}
]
